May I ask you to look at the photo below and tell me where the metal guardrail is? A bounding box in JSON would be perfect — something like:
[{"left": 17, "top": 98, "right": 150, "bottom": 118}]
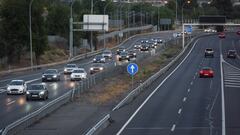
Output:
[
  {"left": 85, "top": 114, "right": 111, "bottom": 135},
  {"left": 1, "top": 91, "right": 72, "bottom": 135}
]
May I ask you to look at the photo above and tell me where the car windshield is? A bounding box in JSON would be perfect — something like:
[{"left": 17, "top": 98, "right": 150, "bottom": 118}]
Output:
[
  {"left": 45, "top": 69, "right": 57, "bottom": 74},
  {"left": 73, "top": 70, "right": 85, "bottom": 73},
  {"left": 92, "top": 64, "right": 104, "bottom": 67},
  {"left": 229, "top": 50, "right": 236, "bottom": 54},
  {"left": 120, "top": 52, "right": 128, "bottom": 55},
  {"left": 28, "top": 85, "right": 44, "bottom": 90},
  {"left": 202, "top": 67, "right": 212, "bottom": 70},
  {"left": 96, "top": 55, "right": 103, "bottom": 58},
  {"left": 9, "top": 81, "right": 23, "bottom": 85},
  {"left": 103, "top": 51, "right": 111, "bottom": 54},
  {"left": 206, "top": 49, "right": 213, "bottom": 51},
  {"left": 66, "top": 64, "right": 77, "bottom": 68}
]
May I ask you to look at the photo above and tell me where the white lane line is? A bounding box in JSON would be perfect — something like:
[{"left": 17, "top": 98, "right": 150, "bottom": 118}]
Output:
[
  {"left": 178, "top": 108, "right": 182, "bottom": 114},
  {"left": 195, "top": 72, "right": 198, "bottom": 75},
  {"left": 116, "top": 37, "right": 200, "bottom": 135},
  {"left": 224, "top": 80, "right": 240, "bottom": 83},
  {"left": 49, "top": 83, "right": 55, "bottom": 87},
  {"left": 193, "top": 76, "right": 196, "bottom": 79},
  {"left": 183, "top": 97, "right": 187, "bottom": 102},
  {"left": 171, "top": 124, "right": 176, "bottom": 132},
  {"left": 6, "top": 100, "right": 16, "bottom": 106},
  {"left": 224, "top": 82, "right": 240, "bottom": 85},
  {"left": 210, "top": 80, "right": 213, "bottom": 89},
  {"left": 220, "top": 47, "right": 226, "bottom": 135},
  {"left": 188, "top": 89, "right": 191, "bottom": 93},
  {"left": 190, "top": 81, "right": 193, "bottom": 85},
  {"left": 25, "top": 78, "right": 41, "bottom": 84},
  {"left": 225, "top": 85, "right": 240, "bottom": 88}
]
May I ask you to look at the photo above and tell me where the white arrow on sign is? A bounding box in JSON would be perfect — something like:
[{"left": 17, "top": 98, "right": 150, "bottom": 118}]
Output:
[{"left": 131, "top": 65, "right": 135, "bottom": 73}]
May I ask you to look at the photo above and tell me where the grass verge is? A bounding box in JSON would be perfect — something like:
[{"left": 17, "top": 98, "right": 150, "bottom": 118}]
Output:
[{"left": 76, "top": 43, "right": 182, "bottom": 105}]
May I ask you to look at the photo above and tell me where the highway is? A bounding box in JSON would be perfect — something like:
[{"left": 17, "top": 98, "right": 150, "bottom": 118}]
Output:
[
  {"left": 0, "top": 31, "right": 176, "bottom": 131},
  {"left": 99, "top": 33, "right": 240, "bottom": 135}
]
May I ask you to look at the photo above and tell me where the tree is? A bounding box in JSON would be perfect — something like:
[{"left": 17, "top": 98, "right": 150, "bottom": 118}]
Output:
[
  {"left": 0, "top": 0, "right": 48, "bottom": 65},
  {"left": 211, "top": 0, "right": 233, "bottom": 18}
]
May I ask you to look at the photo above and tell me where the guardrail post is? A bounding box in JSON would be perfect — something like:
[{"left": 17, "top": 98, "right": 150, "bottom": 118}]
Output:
[{"left": 71, "top": 88, "right": 75, "bottom": 101}]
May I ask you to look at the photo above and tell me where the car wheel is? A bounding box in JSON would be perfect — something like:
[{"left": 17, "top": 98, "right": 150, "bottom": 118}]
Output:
[
  {"left": 26, "top": 97, "right": 29, "bottom": 101},
  {"left": 46, "top": 95, "right": 48, "bottom": 99}
]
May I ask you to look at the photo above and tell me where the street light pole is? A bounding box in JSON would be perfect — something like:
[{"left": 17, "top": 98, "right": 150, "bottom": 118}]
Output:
[
  {"left": 69, "top": 0, "right": 74, "bottom": 59},
  {"left": 103, "top": 1, "right": 112, "bottom": 49},
  {"left": 176, "top": 0, "right": 178, "bottom": 26},
  {"left": 29, "top": 0, "right": 34, "bottom": 68}
]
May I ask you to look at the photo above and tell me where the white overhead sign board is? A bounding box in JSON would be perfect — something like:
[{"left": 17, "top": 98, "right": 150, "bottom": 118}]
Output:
[{"left": 83, "top": 15, "right": 109, "bottom": 31}]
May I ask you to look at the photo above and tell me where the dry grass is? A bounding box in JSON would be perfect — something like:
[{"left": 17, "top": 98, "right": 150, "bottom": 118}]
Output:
[{"left": 76, "top": 44, "right": 182, "bottom": 105}]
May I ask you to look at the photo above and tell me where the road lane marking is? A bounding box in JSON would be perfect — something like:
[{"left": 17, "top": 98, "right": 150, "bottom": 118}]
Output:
[
  {"left": 171, "top": 124, "right": 176, "bottom": 132},
  {"left": 183, "top": 97, "right": 187, "bottom": 102},
  {"left": 220, "top": 44, "right": 226, "bottom": 135},
  {"left": 178, "top": 108, "right": 182, "bottom": 114},
  {"left": 190, "top": 81, "right": 193, "bottom": 85},
  {"left": 210, "top": 80, "right": 213, "bottom": 89},
  {"left": 7, "top": 100, "right": 16, "bottom": 106},
  {"left": 187, "top": 88, "right": 191, "bottom": 93},
  {"left": 116, "top": 38, "right": 200, "bottom": 135}
]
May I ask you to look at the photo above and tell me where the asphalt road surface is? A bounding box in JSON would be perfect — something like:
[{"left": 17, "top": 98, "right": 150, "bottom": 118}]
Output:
[{"left": 0, "top": 31, "right": 177, "bottom": 131}]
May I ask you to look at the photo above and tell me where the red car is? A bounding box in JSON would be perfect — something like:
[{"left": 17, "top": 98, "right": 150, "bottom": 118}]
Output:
[
  {"left": 237, "top": 31, "right": 240, "bottom": 35},
  {"left": 199, "top": 67, "right": 214, "bottom": 78},
  {"left": 218, "top": 32, "right": 225, "bottom": 38}
]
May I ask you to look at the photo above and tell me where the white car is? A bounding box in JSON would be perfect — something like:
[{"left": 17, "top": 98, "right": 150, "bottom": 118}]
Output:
[
  {"left": 70, "top": 68, "right": 87, "bottom": 81},
  {"left": 102, "top": 50, "right": 113, "bottom": 59},
  {"left": 64, "top": 64, "right": 78, "bottom": 74},
  {"left": 7, "top": 80, "right": 27, "bottom": 95}
]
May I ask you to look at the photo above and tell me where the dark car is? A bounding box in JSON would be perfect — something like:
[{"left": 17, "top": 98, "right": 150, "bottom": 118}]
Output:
[
  {"left": 119, "top": 52, "right": 130, "bottom": 61},
  {"left": 205, "top": 48, "right": 214, "bottom": 58},
  {"left": 93, "top": 55, "right": 106, "bottom": 63},
  {"left": 134, "top": 41, "right": 142, "bottom": 50},
  {"left": 42, "top": 69, "right": 60, "bottom": 82},
  {"left": 89, "top": 63, "right": 104, "bottom": 74},
  {"left": 199, "top": 67, "right": 214, "bottom": 78},
  {"left": 26, "top": 84, "right": 48, "bottom": 101},
  {"left": 152, "top": 38, "right": 163, "bottom": 44},
  {"left": 227, "top": 50, "right": 237, "bottom": 58},
  {"left": 117, "top": 47, "right": 126, "bottom": 55},
  {"left": 128, "top": 50, "right": 137, "bottom": 59},
  {"left": 148, "top": 41, "right": 157, "bottom": 49},
  {"left": 140, "top": 39, "right": 149, "bottom": 44},
  {"left": 140, "top": 43, "right": 150, "bottom": 51}
]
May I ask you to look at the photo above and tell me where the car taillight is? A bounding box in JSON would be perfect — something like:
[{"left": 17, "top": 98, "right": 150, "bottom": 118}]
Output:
[
  {"left": 209, "top": 70, "right": 213, "bottom": 74},
  {"left": 200, "top": 71, "right": 203, "bottom": 74}
]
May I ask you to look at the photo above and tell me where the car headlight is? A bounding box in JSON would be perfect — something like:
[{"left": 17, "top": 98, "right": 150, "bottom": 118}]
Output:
[
  {"left": 101, "top": 58, "right": 104, "bottom": 61},
  {"left": 53, "top": 75, "right": 57, "bottom": 78},
  {"left": 7, "top": 87, "right": 10, "bottom": 91},
  {"left": 39, "top": 91, "right": 45, "bottom": 95},
  {"left": 93, "top": 58, "right": 96, "bottom": 61},
  {"left": 100, "top": 67, "right": 103, "bottom": 70},
  {"left": 126, "top": 56, "right": 129, "bottom": 58},
  {"left": 64, "top": 69, "right": 67, "bottom": 72},
  {"left": 119, "top": 56, "right": 122, "bottom": 58},
  {"left": 26, "top": 91, "right": 30, "bottom": 94},
  {"left": 90, "top": 68, "right": 94, "bottom": 70},
  {"left": 42, "top": 75, "right": 45, "bottom": 78},
  {"left": 133, "top": 53, "right": 136, "bottom": 55}
]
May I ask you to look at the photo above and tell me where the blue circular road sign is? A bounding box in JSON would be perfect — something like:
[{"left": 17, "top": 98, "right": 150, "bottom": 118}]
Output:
[{"left": 127, "top": 63, "right": 138, "bottom": 76}]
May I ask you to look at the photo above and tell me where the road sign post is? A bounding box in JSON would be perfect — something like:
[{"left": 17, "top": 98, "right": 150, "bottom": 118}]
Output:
[{"left": 127, "top": 63, "right": 138, "bottom": 90}]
